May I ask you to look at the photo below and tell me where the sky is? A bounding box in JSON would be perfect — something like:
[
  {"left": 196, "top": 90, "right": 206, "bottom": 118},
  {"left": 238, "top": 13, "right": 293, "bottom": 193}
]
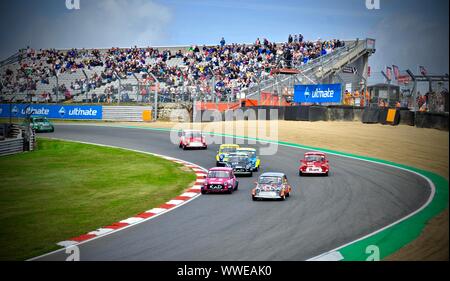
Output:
[{"left": 0, "top": 0, "right": 448, "bottom": 76}]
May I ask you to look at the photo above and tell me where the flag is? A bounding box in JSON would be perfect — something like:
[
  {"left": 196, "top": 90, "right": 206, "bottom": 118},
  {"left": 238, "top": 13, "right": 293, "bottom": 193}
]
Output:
[
  {"left": 392, "top": 65, "right": 400, "bottom": 80},
  {"left": 386, "top": 66, "right": 392, "bottom": 81},
  {"left": 367, "top": 66, "right": 371, "bottom": 77},
  {"left": 419, "top": 66, "right": 427, "bottom": 76}
]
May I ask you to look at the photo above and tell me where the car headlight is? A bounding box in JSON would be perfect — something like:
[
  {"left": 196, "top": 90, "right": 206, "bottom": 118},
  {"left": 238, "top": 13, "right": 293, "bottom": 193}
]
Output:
[{"left": 256, "top": 189, "right": 260, "bottom": 194}]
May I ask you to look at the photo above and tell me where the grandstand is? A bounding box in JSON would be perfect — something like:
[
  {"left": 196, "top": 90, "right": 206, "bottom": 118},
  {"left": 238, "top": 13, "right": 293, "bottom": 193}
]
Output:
[{"left": 1, "top": 37, "right": 364, "bottom": 105}]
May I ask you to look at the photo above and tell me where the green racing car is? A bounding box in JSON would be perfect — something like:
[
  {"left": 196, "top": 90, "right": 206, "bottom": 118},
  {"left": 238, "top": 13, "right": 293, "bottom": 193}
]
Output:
[{"left": 23, "top": 116, "right": 55, "bottom": 133}]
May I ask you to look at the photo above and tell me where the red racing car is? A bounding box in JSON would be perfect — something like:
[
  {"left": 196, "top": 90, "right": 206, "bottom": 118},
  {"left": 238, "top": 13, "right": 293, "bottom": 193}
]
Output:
[
  {"left": 299, "top": 152, "right": 329, "bottom": 176},
  {"left": 179, "top": 130, "right": 207, "bottom": 150}
]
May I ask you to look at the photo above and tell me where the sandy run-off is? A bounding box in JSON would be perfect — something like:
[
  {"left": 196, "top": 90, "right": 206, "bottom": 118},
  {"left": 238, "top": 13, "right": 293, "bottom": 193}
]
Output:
[{"left": 119, "top": 120, "right": 448, "bottom": 180}]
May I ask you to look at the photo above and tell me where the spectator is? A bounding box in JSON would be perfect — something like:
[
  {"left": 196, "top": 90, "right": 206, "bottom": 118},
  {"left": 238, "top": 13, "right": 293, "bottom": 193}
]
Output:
[{"left": 1, "top": 35, "right": 342, "bottom": 103}]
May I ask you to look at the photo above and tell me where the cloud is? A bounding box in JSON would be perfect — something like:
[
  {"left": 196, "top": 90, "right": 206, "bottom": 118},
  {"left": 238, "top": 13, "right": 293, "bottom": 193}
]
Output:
[
  {"left": 368, "top": 10, "right": 449, "bottom": 75},
  {"left": 1, "top": 0, "right": 173, "bottom": 58}
]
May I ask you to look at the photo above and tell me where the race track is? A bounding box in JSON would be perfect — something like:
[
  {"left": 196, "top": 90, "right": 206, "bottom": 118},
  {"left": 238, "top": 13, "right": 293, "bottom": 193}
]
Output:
[{"left": 34, "top": 124, "right": 431, "bottom": 261}]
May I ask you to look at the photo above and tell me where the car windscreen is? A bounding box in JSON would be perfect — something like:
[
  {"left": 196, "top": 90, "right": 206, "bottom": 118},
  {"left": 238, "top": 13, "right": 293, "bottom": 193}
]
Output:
[
  {"left": 185, "top": 132, "right": 203, "bottom": 138},
  {"left": 207, "top": 171, "right": 230, "bottom": 178},
  {"left": 258, "top": 176, "right": 282, "bottom": 185},
  {"left": 238, "top": 150, "right": 255, "bottom": 158},
  {"left": 228, "top": 156, "right": 247, "bottom": 163},
  {"left": 247, "top": 151, "right": 256, "bottom": 158},
  {"left": 305, "top": 155, "right": 324, "bottom": 162},
  {"left": 221, "top": 147, "right": 237, "bottom": 153},
  {"left": 34, "top": 118, "right": 47, "bottom": 123}
]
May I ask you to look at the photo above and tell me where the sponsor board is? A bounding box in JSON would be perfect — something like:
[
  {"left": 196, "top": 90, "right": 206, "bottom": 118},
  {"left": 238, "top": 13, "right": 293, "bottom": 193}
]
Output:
[
  {"left": 0, "top": 104, "right": 102, "bottom": 120},
  {"left": 294, "top": 84, "right": 342, "bottom": 104}
]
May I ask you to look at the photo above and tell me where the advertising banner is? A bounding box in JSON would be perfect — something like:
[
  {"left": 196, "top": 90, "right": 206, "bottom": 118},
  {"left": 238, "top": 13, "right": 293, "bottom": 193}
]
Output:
[
  {"left": 0, "top": 104, "right": 103, "bottom": 120},
  {"left": 294, "top": 84, "right": 342, "bottom": 104}
]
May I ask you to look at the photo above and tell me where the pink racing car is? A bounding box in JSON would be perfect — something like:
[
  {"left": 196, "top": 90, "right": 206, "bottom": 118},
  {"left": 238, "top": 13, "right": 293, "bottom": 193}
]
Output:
[
  {"left": 299, "top": 152, "right": 329, "bottom": 176},
  {"left": 201, "top": 167, "right": 239, "bottom": 194}
]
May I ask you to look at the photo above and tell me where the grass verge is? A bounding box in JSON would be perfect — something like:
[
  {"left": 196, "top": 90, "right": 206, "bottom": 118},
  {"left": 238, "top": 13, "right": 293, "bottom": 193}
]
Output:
[{"left": 0, "top": 138, "right": 196, "bottom": 261}]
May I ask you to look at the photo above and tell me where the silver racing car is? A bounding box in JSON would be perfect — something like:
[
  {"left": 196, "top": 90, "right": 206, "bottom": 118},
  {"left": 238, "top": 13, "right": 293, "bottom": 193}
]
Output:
[{"left": 251, "top": 172, "right": 292, "bottom": 201}]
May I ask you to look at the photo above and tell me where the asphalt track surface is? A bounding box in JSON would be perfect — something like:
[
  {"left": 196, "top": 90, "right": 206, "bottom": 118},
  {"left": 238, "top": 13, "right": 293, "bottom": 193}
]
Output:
[{"left": 35, "top": 124, "right": 431, "bottom": 261}]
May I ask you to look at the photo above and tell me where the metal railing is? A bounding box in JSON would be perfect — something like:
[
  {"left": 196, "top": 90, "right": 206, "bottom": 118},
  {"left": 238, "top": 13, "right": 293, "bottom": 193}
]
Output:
[
  {"left": 243, "top": 39, "right": 373, "bottom": 102},
  {"left": 242, "top": 42, "right": 355, "bottom": 99}
]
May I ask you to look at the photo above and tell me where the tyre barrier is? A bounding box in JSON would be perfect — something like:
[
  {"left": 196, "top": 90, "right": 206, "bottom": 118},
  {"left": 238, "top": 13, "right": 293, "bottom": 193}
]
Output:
[
  {"left": 378, "top": 108, "right": 389, "bottom": 124},
  {"left": 399, "top": 110, "right": 415, "bottom": 126},
  {"left": 284, "top": 106, "right": 297, "bottom": 121},
  {"left": 253, "top": 106, "right": 285, "bottom": 120},
  {"left": 327, "top": 106, "right": 357, "bottom": 121},
  {"left": 415, "top": 112, "right": 449, "bottom": 131},
  {"left": 361, "top": 107, "right": 380, "bottom": 124},
  {"left": 352, "top": 108, "right": 363, "bottom": 122},
  {"left": 309, "top": 106, "right": 329, "bottom": 122},
  {"left": 327, "top": 107, "right": 345, "bottom": 121},
  {"left": 284, "top": 106, "right": 310, "bottom": 121},
  {"left": 196, "top": 106, "right": 447, "bottom": 130}
]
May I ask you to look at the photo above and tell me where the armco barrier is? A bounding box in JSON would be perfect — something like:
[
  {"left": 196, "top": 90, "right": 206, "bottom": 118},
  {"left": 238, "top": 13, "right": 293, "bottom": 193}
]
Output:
[
  {"left": 309, "top": 106, "right": 328, "bottom": 122},
  {"left": 415, "top": 112, "right": 449, "bottom": 131},
  {"left": 0, "top": 137, "right": 23, "bottom": 156},
  {"left": 362, "top": 108, "right": 380, "bottom": 124},
  {"left": 102, "top": 106, "right": 153, "bottom": 122}
]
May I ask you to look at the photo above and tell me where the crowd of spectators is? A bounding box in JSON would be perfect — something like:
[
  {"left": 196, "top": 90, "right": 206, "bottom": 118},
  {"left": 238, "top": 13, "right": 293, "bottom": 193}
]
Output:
[
  {"left": 417, "top": 90, "right": 449, "bottom": 112},
  {"left": 1, "top": 35, "right": 345, "bottom": 103}
]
